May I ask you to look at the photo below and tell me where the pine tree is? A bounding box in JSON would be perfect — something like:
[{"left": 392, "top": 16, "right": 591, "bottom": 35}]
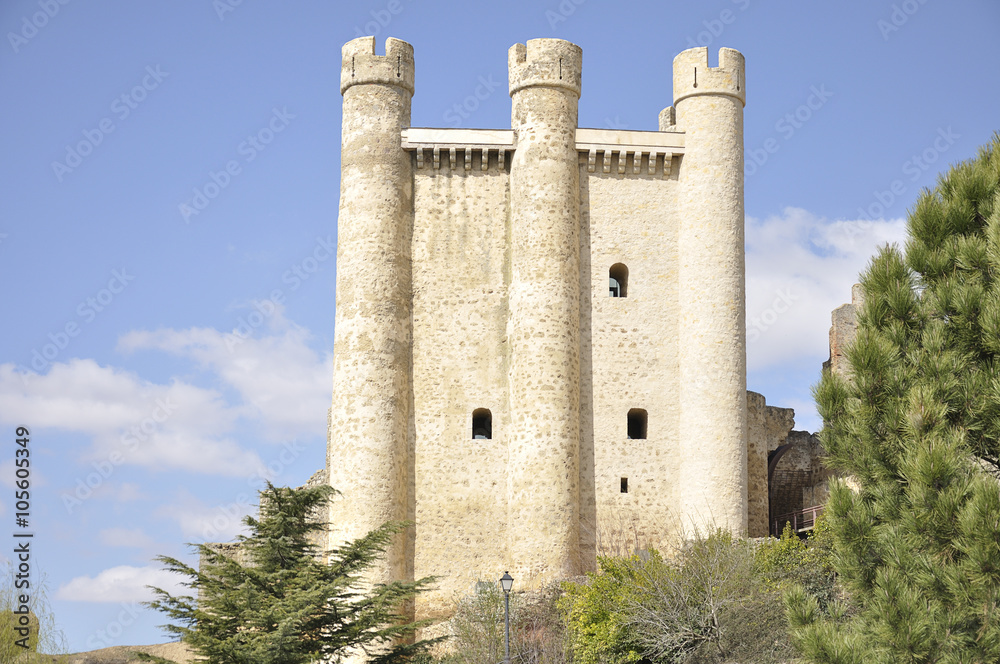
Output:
[
  {"left": 787, "top": 135, "right": 1000, "bottom": 663},
  {"left": 144, "top": 483, "right": 440, "bottom": 664}
]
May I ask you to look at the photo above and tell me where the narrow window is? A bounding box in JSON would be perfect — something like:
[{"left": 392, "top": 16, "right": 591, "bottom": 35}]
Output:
[
  {"left": 627, "top": 409, "right": 647, "bottom": 440},
  {"left": 472, "top": 408, "right": 492, "bottom": 440},
  {"left": 609, "top": 263, "right": 628, "bottom": 297},
  {"left": 620, "top": 477, "right": 629, "bottom": 493}
]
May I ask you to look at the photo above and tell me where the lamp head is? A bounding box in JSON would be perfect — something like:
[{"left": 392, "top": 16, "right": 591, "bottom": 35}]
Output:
[{"left": 500, "top": 571, "right": 513, "bottom": 593}]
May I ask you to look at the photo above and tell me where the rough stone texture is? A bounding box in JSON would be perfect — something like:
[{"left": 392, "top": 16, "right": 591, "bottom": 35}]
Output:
[
  {"left": 199, "top": 540, "right": 251, "bottom": 572},
  {"left": 507, "top": 39, "right": 583, "bottom": 589},
  {"left": 746, "top": 391, "right": 794, "bottom": 537},
  {"left": 301, "top": 467, "right": 330, "bottom": 559},
  {"left": 328, "top": 36, "right": 415, "bottom": 589},
  {"left": 673, "top": 47, "right": 747, "bottom": 535},
  {"left": 410, "top": 149, "right": 512, "bottom": 617},
  {"left": 327, "top": 37, "right": 751, "bottom": 626},
  {"left": 825, "top": 283, "right": 863, "bottom": 376},
  {"left": 581, "top": 142, "right": 681, "bottom": 564},
  {"left": 769, "top": 430, "right": 833, "bottom": 532}
]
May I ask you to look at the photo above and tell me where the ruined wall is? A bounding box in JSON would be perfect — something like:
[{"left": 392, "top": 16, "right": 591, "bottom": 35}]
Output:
[
  {"left": 825, "top": 283, "right": 863, "bottom": 377},
  {"left": 769, "top": 430, "right": 832, "bottom": 531},
  {"left": 745, "top": 391, "right": 794, "bottom": 537}
]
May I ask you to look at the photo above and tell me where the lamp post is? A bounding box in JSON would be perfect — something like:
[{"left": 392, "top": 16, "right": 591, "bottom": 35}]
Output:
[{"left": 500, "top": 571, "right": 513, "bottom": 664}]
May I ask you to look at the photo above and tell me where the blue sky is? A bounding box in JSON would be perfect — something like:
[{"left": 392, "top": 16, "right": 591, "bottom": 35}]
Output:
[{"left": 0, "top": 0, "right": 998, "bottom": 653}]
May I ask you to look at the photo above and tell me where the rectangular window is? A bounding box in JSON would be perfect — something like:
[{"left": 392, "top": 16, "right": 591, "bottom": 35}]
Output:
[{"left": 627, "top": 409, "right": 647, "bottom": 439}]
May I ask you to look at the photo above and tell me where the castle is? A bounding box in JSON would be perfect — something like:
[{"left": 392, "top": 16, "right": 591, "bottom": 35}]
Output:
[{"left": 322, "top": 35, "right": 811, "bottom": 622}]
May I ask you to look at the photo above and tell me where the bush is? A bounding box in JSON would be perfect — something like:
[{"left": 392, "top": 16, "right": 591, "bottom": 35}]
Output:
[
  {"left": 0, "top": 565, "right": 67, "bottom": 663},
  {"left": 562, "top": 527, "right": 837, "bottom": 664},
  {"left": 436, "top": 581, "right": 569, "bottom": 664}
]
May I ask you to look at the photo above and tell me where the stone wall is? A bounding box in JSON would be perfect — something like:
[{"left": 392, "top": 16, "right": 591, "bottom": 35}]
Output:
[
  {"left": 769, "top": 430, "right": 833, "bottom": 532},
  {"left": 746, "top": 391, "right": 794, "bottom": 537},
  {"left": 328, "top": 37, "right": 750, "bottom": 625},
  {"left": 825, "top": 283, "right": 863, "bottom": 377}
]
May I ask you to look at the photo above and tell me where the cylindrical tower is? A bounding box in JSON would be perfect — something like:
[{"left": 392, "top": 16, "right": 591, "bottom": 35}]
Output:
[
  {"left": 328, "top": 36, "right": 414, "bottom": 584},
  {"left": 673, "top": 47, "right": 748, "bottom": 536},
  {"left": 506, "top": 38, "right": 582, "bottom": 586}
]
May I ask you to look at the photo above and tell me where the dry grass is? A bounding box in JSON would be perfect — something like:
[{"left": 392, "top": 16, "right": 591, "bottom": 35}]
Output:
[{"left": 29, "top": 642, "right": 193, "bottom": 664}]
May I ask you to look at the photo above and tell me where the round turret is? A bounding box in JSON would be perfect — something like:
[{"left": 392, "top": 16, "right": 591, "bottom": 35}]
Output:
[
  {"left": 506, "top": 37, "right": 583, "bottom": 586},
  {"left": 673, "top": 47, "right": 748, "bottom": 537},
  {"left": 340, "top": 36, "right": 414, "bottom": 95},
  {"left": 508, "top": 38, "right": 582, "bottom": 98},
  {"left": 672, "top": 47, "right": 745, "bottom": 107},
  {"left": 329, "top": 36, "right": 415, "bottom": 587}
]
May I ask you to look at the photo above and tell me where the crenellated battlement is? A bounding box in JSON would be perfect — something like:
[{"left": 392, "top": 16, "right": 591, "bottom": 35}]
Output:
[
  {"left": 508, "top": 38, "right": 582, "bottom": 98},
  {"left": 672, "top": 47, "right": 745, "bottom": 107},
  {"left": 332, "top": 35, "right": 751, "bottom": 631},
  {"left": 341, "top": 36, "right": 415, "bottom": 95}
]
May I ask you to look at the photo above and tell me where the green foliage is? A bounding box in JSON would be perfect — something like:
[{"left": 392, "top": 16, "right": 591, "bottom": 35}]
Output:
[
  {"left": 439, "top": 582, "right": 508, "bottom": 664},
  {"left": 436, "top": 581, "right": 569, "bottom": 664},
  {"left": 0, "top": 565, "right": 67, "bottom": 664},
  {"left": 790, "top": 134, "right": 1000, "bottom": 663},
  {"left": 560, "top": 528, "right": 836, "bottom": 664},
  {"left": 757, "top": 520, "right": 837, "bottom": 610},
  {"left": 560, "top": 557, "right": 646, "bottom": 664},
  {"left": 144, "top": 483, "right": 441, "bottom": 664}
]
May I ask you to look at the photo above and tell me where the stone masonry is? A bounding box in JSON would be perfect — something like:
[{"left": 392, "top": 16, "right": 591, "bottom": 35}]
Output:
[{"left": 325, "top": 36, "right": 778, "bottom": 626}]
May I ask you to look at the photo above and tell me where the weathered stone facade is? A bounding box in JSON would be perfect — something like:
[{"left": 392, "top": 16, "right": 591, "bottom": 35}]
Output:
[
  {"left": 769, "top": 430, "right": 832, "bottom": 529},
  {"left": 326, "top": 36, "right": 757, "bottom": 623},
  {"left": 824, "top": 283, "right": 864, "bottom": 377},
  {"left": 746, "top": 391, "right": 794, "bottom": 537}
]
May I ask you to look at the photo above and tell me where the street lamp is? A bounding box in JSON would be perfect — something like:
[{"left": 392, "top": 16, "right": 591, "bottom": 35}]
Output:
[{"left": 500, "top": 571, "right": 513, "bottom": 664}]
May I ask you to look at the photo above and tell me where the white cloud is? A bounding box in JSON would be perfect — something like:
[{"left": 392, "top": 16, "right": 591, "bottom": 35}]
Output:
[
  {"left": 98, "top": 527, "right": 155, "bottom": 549},
  {"left": 56, "top": 565, "right": 185, "bottom": 602},
  {"left": 745, "top": 207, "right": 908, "bottom": 372},
  {"left": 0, "top": 360, "right": 263, "bottom": 476},
  {"left": 156, "top": 488, "right": 254, "bottom": 543},
  {"left": 114, "top": 482, "right": 147, "bottom": 503},
  {"left": 118, "top": 303, "right": 332, "bottom": 440}
]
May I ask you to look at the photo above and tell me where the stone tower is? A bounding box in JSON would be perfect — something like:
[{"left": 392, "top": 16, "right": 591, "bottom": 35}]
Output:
[
  {"left": 672, "top": 47, "right": 748, "bottom": 534},
  {"left": 328, "top": 36, "right": 415, "bottom": 586},
  {"left": 327, "top": 36, "right": 749, "bottom": 623},
  {"left": 507, "top": 39, "right": 583, "bottom": 585}
]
